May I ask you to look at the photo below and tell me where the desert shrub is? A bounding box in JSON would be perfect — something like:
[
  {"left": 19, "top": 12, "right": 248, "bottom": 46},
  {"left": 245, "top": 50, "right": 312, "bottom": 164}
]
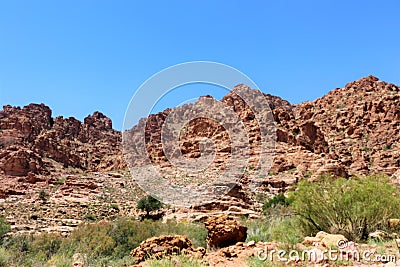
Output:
[
  {"left": 2, "top": 234, "right": 32, "bottom": 265},
  {"left": 109, "top": 218, "right": 153, "bottom": 258},
  {"left": 38, "top": 190, "right": 49, "bottom": 201},
  {"left": 247, "top": 255, "right": 286, "bottom": 267},
  {"left": 244, "top": 215, "right": 303, "bottom": 245},
  {"left": 289, "top": 174, "right": 400, "bottom": 241},
  {"left": 158, "top": 219, "right": 207, "bottom": 248},
  {"left": 3, "top": 233, "right": 63, "bottom": 266},
  {"left": 103, "top": 256, "right": 135, "bottom": 267},
  {"left": 267, "top": 216, "right": 303, "bottom": 245},
  {"left": 262, "top": 193, "right": 289, "bottom": 213},
  {"left": 27, "top": 233, "right": 63, "bottom": 263},
  {"left": 0, "top": 217, "right": 10, "bottom": 244},
  {"left": 244, "top": 218, "right": 271, "bottom": 242},
  {"left": 47, "top": 253, "right": 72, "bottom": 267},
  {"left": 0, "top": 247, "right": 11, "bottom": 267},
  {"left": 61, "top": 220, "right": 115, "bottom": 260}
]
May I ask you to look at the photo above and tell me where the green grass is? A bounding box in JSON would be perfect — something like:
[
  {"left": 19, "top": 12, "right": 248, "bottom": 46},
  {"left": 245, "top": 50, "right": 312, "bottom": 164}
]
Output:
[
  {"left": 243, "top": 214, "right": 304, "bottom": 246},
  {"left": 246, "top": 256, "right": 286, "bottom": 267},
  {"left": 146, "top": 254, "right": 204, "bottom": 267},
  {"left": 0, "top": 247, "right": 11, "bottom": 267}
]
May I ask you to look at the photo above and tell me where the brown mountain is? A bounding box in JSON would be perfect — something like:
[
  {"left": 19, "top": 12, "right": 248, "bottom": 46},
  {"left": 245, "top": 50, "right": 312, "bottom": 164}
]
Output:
[
  {"left": 0, "top": 75, "right": 399, "bottom": 234},
  {"left": 0, "top": 104, "right": 125, "bottom": 178},
  {"left": 0, "top": 75, "right": 399, "bottom": 203},
  {"left": 123, "top": 75, "right": 399, "bottom": 200}
]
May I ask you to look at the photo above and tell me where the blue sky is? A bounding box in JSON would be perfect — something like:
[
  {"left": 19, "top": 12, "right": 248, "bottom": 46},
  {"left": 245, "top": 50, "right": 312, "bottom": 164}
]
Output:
[{"left": 1, "top": 1, "right": 399, "bottom": 130}]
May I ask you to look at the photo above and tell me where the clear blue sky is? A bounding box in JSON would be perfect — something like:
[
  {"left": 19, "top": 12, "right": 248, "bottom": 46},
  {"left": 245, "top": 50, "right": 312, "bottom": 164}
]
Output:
[{"left": 1, "top": 1, "right": 399, "bottom": 130}]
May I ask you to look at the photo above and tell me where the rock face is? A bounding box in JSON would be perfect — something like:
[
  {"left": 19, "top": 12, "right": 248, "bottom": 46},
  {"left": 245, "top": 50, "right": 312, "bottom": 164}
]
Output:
[
  {"left": 0, "top": 104, "right": 125, "bottom": 179},
  {"left": 123, "top": 75, "right": 400, "bottom": 201},
  {"left": 1, "top": 75, "right": 399, "bottom": 227},
  {"left": 130, "top": 235, "right": 205, "bottom": 263},
  {"left": 0, "top": 145, "right": 46, "bottom": 176},
  {"left": 204, "top": 215, "right": 247, "bottom": 250}
]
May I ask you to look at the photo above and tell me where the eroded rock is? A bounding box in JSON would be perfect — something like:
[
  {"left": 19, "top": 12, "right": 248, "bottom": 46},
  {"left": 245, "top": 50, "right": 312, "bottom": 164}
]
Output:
[
  {"left": 204, "top": 214, "right": 247, "bottom": 250},
  {"left": 130, "top": 235, "right": 205, "bottom": 263}
]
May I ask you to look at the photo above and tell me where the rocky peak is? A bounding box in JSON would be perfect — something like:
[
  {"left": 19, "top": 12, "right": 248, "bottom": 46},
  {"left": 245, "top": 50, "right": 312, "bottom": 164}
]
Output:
[
  {"left": 84, "top": 111, "right": 113, "bottom": 130},
  {"left": 0, "top": 103, "right": 53, "bottom": 142},
  {"left": 124, "top": 76, "right": 400, "bottom": 200},
  {"left": 0, "top": 104, "right": 124, "bottom": 178}
]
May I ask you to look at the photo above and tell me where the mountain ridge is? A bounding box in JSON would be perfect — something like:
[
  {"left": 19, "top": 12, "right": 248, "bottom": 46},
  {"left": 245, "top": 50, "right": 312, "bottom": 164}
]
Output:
[
  {"left": 1, "top": 75, "right": 399, "bottom": 182},
  {"left": 0, "top": 75, "right": 399, "bottom": 235}
]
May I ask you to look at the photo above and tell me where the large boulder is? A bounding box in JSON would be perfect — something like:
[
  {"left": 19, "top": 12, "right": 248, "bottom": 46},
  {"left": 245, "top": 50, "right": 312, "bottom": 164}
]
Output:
[
  {"left": 130, "top": 235, "right": 205, "bottom": 263},
  {"left": 204, "top": 214, "right": 247, "bottom": 250}
]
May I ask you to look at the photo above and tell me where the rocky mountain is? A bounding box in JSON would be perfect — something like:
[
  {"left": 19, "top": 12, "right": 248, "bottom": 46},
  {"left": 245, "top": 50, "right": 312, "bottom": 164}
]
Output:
[
  {"left": 0, "top": 105, "right": 135, "bottom": 235},
  {"left": 123, "top": 75, "right": 399, "bottom": 200},
  {"left": 273, "top": 75, "right": 399, "bottom": 178},
  {"left": 0, "top": 103, "right": 125, "bottom": 178},
  {"left": 0, "top": 75, "right": 399, "bottom": 234}
]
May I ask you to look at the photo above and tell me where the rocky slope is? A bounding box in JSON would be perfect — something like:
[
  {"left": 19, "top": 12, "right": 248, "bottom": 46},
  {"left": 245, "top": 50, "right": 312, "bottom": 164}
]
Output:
[
  {"left": 0, "top": 75, "right": 399, "bottom": 233},
  {"left": 276, "top": 75, "right": 399, "bottom": 178},
  {"left": 123, "top": 75, "right": 399, "bottom": 207},
  {"left": 0, "top": 104, "right": 134, "bottom": 234}
]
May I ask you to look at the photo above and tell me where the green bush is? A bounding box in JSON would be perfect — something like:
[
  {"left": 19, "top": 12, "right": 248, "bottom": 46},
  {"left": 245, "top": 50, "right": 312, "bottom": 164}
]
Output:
[
  {"left": 267, "top": 216, "right": 303, "bottom": 245},
  {"left": 109, "top": 218, "right": 151, "bottom": 258},
  {"left": 47, "top": 253, "right": 72, "bottom": 267},
  {"left": 2, "top": 233, "right": 64, "bottom": 266},
  {"left": 289, "top": 174, "right": 400, "bottom": 241},
  {"left": 28, "top": 233, "right": 63, "bottom": 263},
  {"left": 244, "top": 218, "right": 271, "bottom": 242}
]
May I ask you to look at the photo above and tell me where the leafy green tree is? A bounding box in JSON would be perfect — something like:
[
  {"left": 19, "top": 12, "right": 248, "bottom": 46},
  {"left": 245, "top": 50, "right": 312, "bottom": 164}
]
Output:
[{"left": 136, "top": 195, "right": 163, "bottom": 217}]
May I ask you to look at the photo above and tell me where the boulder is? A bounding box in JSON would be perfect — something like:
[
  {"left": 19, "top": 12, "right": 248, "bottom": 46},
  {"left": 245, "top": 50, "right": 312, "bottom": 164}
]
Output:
[
  {"left": 204, "top": 214, "right": 247, "bottom": 250},
  {"left": 315, "top": 231, "right": 348, "bottom": 249}
]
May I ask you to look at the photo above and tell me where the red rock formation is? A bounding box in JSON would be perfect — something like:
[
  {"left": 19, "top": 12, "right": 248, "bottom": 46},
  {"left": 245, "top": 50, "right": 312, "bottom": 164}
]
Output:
[
  {"left": 123, "top": 76, "right": 400, "bottom": 202},
  {"left": 1, "top": 75, "right": 399, "bottom": 202},
  {"left": 0, "top": 104, "right": 125, "bottom": 179}
]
